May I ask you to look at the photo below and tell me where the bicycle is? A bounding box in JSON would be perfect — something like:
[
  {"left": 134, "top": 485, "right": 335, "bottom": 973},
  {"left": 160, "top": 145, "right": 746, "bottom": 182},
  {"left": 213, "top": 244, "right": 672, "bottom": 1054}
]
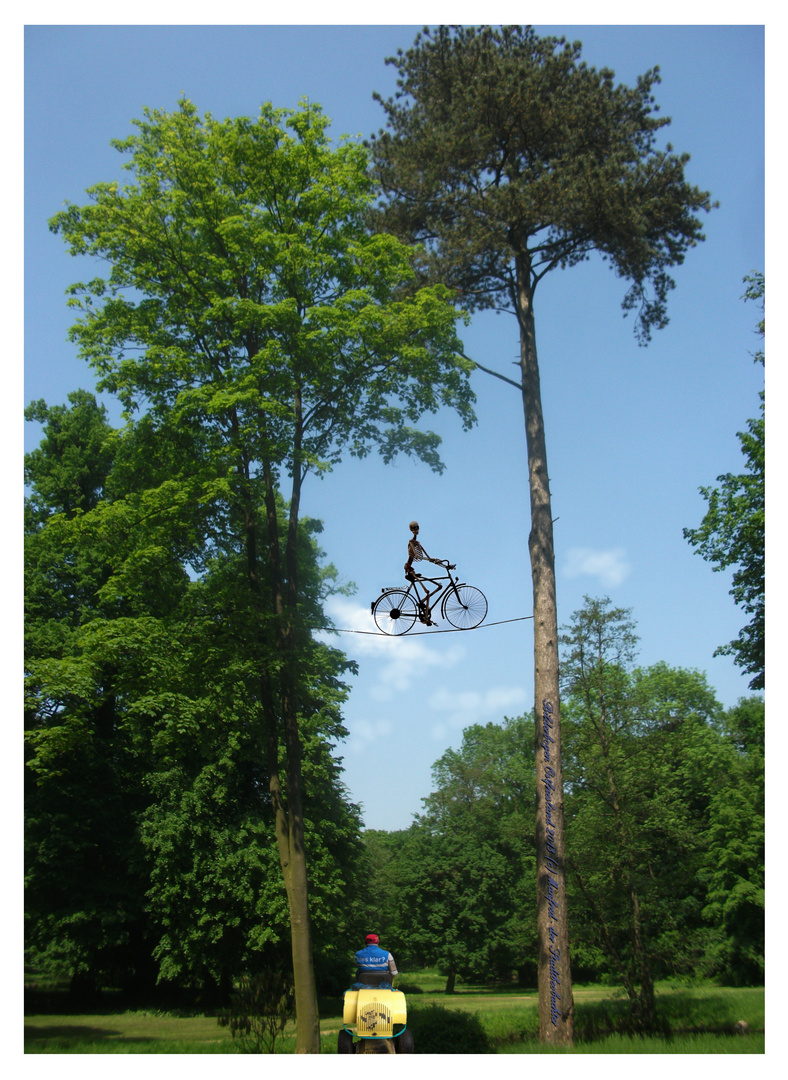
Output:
[{"left": 370, "top": 560, "right": 487, "bottom": 635}]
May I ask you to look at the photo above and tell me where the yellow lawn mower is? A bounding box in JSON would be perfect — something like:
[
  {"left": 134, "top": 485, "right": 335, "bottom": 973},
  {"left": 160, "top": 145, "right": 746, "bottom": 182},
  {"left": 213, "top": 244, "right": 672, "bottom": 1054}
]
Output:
[{"left": 338, "top": 983, "right": 414, "bottom": 1054}]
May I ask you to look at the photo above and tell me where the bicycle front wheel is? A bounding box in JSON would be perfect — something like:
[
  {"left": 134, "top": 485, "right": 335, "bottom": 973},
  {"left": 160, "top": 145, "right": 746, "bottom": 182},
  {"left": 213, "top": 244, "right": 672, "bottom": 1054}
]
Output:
[
  {"left": 442, "top": 585, "right": 487, "bottom": 630},
  {"left": 373, "top": 589, "right": 418, "bottom": 635}
]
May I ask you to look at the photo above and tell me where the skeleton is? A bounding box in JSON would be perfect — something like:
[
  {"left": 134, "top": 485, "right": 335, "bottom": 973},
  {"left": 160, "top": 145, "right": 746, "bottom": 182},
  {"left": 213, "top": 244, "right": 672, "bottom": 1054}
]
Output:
[{"left": 404, "top": 521, "right": 446, "bottom": 626}]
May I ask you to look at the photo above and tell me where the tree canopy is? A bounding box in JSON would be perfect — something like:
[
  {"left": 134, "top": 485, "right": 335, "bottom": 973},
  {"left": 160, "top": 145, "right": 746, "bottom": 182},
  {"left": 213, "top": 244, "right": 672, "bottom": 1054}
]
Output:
[
  {"left": 357, "top": 597, "right": 763, "bottom": 1016},
  {"left": 684, "top": 273, "right": 765, "bottom": 689},
  {"left": 34, "top": 96, "right": 475, "bottom": 1049},
  {"left": 560, "top": 596, "right": 763, "bottom": 1022},
  {"left": 24, "top": 389, "right": 364, "bottom": 1005},
  {"left": 369, "top": 24, "right": 715, "bottom": 340},
  {"left": 395, "top": 718, "right": 536, "bottom": 992},
  {"left": 51, "top": 98, "right": 474, "bottom": 480}
]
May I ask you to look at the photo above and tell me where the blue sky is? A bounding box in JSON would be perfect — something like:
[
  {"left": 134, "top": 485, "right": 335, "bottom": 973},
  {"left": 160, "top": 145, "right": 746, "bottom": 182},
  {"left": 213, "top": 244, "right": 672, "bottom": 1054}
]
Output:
[{"left": 23, "top": 16, "right": 766, "bottom": 833}]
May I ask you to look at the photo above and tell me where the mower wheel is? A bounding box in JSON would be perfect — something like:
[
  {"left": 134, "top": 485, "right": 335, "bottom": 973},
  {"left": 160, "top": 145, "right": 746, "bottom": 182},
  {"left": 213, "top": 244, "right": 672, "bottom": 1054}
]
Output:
[
  {"left": 395, "top": 1028, "right": 414, "bottom": 1053},
  {"left": 337, "top": 1030, "right": 355, "bottom": 1054}
]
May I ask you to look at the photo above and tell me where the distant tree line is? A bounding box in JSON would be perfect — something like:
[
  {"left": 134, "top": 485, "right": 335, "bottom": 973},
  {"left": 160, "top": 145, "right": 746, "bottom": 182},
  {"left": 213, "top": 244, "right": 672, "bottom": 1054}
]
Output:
[
  {"left": 356, "top": 598, "right": 764, "bottom": 1032},
  {"left": 25, "top": 395, "right": 763, "bottom": 1026}
]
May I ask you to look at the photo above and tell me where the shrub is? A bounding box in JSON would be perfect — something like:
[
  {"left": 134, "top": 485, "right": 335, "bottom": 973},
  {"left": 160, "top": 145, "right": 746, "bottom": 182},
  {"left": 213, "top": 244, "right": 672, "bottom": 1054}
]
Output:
[
  {"left": 406, "top": 1002, "right": 492, "bottom": 1053},
  {"left": 217, "top": 971, "right": 294, "bottom": 1053}
]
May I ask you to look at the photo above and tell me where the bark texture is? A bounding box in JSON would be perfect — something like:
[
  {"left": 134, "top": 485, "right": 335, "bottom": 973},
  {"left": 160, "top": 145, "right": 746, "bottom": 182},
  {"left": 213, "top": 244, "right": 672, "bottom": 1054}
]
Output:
[{"left": 517, "top": 259, "right": 574, "bottom": 1044}]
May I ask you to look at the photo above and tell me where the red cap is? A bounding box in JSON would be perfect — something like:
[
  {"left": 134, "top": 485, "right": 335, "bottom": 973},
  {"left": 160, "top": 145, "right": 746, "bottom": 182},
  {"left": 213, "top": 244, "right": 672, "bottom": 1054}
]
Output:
[{"left": 365, "top": 933, "right": 379, "bottom": 945}]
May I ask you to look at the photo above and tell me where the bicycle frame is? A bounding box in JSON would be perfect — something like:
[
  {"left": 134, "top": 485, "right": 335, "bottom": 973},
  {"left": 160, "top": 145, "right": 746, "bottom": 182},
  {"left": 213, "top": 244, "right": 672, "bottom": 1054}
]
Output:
[
  {"left": 372, "top": 561, "right": 487, "bottom": 634},
  {"left": 404, "top": 562, "right": 464, "bottom": 620}
]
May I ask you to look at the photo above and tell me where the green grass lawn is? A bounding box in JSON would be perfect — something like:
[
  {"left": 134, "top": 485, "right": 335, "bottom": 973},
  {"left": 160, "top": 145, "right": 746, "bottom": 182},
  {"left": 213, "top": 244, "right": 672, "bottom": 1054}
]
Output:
[
  {"left": 24, "top": 969, "right": 765, "bottom": 1054},
  {"left": 24, "top": 1011, "right": 237, "bottom": 1054}
]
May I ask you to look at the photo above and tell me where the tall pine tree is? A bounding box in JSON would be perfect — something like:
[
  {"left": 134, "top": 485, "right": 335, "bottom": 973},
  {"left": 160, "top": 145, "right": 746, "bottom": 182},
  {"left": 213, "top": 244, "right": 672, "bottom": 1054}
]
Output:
[{"left": 369, "top": 25, "right": 715, "bottom": 1043}]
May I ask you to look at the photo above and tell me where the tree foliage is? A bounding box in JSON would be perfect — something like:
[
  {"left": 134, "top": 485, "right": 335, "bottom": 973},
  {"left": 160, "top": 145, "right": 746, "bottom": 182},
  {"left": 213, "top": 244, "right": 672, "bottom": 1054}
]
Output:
[
  {"left": 51, "top": 98, "right": 474, "bottom": 481},
  {"left": 369, "top": 24, "right": 714, "bottom": 340},
  {"left": 358, "top": 616, "right": 763, "bottom": 1008},
  {"left": 700, "top": 696, "right": 764, "bottom": 985},
  {"left": 31, "top": 98, "right": 474, "bottom": 1046},
  {"left": 405, "top": 719, "right": 535, "bottom": 992},
  {"left": 560, "top": 597, "right": 763, "bottom": 1028},
  {"left": 684, "top": 273, "right": 765, "bottom": 689},
  {"left": 368, "top": 26, "right": 715, "bottom": 1042},
  {"left": 359, "top": 718, "right": 537, "bottom": 993},
  {"left": 24, "top": 392, "right": 364, "bottom": 1003}
]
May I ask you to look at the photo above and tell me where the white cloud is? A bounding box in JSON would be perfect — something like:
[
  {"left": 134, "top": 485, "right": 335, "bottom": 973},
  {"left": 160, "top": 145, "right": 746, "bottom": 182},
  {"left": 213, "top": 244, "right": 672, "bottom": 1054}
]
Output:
[
  {"left": 315, "top": 596, "right": 465, "bottom": 699},
  {"left": 429, "top": 686, "right": 526, "bottom": 714},
  {"left": 564, "top": 546, "right": 631, "bottom": 588},
  {"left": 427, "top": 685, "right": 527, "bottom": 740},
  {"left": 347, "top": 716, "right": 394, "bottom": 750}
]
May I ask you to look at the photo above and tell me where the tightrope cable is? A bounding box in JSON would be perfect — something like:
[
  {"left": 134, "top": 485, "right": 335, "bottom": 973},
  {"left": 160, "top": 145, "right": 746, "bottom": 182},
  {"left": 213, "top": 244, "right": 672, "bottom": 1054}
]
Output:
[{"left": 310, "top": 615, "right": 534, "bottom": 637}]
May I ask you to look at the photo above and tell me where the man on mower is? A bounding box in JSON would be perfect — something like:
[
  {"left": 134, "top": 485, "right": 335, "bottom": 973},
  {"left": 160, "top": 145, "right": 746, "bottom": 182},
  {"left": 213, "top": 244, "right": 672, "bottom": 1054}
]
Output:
[{"left": 353, "top": 933, "right": 398, "bottom": 989}]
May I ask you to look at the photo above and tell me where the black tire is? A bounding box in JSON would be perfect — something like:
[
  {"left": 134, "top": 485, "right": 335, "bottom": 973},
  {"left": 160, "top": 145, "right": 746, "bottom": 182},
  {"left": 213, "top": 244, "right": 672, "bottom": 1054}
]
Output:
[
  {"left": 442, "top": 585, "right": 487, "bottom": 630},
  {"left": 337, "top": 1029, "right": 355, "bottom": 1054},
  {"left": 394, "top": 1027, "right": 414, "bottom": 1054},
  {"left": 373, "top": 589, "right": 418, "bottom": 635}
]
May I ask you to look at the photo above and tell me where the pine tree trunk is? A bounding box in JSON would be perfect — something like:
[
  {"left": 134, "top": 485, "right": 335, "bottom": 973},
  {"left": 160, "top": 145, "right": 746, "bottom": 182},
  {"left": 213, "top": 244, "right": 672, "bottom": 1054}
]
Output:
[{"left": 515, "top": 254, "right": 574, "bottom": 1045}]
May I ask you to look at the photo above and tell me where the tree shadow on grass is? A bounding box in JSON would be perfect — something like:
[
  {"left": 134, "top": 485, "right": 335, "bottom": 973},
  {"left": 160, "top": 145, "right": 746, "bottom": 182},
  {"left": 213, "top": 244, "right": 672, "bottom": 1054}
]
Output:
[
  {"left": 574, "top": 990, "right": 760, "bottom": 1041},
  {"left": 24, "top": 1024, "right": 160, "bottom": 1049}
]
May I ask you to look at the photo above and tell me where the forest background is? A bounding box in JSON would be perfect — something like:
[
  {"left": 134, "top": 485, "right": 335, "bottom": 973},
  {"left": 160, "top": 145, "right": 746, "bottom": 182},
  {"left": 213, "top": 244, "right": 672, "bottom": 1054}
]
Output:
[{"left": 19, "top": 8, "right": 770, "bottom": 1052}]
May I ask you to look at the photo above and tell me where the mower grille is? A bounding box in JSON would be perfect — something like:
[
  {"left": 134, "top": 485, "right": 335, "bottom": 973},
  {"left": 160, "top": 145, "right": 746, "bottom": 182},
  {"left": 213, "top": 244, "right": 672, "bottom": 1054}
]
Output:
[{"left": 358, "top": 1001, "right": 393, "bottom": 1037}]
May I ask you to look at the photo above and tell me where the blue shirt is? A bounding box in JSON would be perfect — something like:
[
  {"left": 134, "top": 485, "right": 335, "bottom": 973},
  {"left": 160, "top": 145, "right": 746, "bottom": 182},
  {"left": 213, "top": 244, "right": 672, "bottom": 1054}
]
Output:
[{"left": 355, "top": 944, "right": 398, "bottom": 977}]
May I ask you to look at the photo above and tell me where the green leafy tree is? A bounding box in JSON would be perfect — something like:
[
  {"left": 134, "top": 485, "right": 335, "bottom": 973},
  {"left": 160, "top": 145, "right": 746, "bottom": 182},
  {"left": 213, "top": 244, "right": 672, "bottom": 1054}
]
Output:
[
  {"left": 560, "top": 598, "right": 741, "bottom": 1029},
  {"left": 47, "top": 97, "right": 474, "bottom": 1050},
  {"left": 24, "top": 392, "right": 154, "bottom": 999},
  {"left": 24, "top": 391, "right": 117, "bottom": 526},
  {"left": 382, "top": 718, "right": 536, "bottom": 992},
  {"left": 701, "top": 696, "right": 764, "bottom": 984},
  {"left": 684, "top": 273, "right": 764, "bottom": 689},
  {"left": 393, "top": 826, "right": 513, "bottom": 994},
  {"left": 25, "top": 407, "right": 366, "bottom": 1003},
  {"left": 355, "top": 829, "right": 410, "bottom": 961},
  {"left": 369, "top": 24, "right": 715, "bottom": 1043}
]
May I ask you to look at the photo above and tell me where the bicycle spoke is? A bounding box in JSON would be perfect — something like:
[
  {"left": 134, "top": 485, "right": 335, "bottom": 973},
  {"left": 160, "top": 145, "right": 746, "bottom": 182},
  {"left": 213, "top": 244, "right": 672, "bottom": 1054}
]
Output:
[
  {"left": 373, "top": 589, "right": 417, "bottom": 635},
  {"left": 442, "top": 585, "right": 488, "bottom": 630}
]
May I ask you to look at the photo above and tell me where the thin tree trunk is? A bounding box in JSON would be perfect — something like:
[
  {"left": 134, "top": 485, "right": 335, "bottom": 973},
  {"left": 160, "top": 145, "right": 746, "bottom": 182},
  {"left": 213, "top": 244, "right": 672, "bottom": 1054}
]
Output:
[
  {"left": 571, "top": 864, "right": 639, "bottom": 1001},
  {"left": 278, "top": 409, "right": 322, "bottom": 1054},
  {"left": 250, "top": 448, "right": 321, "bottom": 1054},
  {"left": 262, "top": 464, "right": 321, "bottom": 1054},
  {"left": 596, "top": 681, "right": 656, "bottom": 1032},
  {"left": 515, "top": 252, "right": 574, "bottom": 1045},
  {"left": 629, "top": 880, "right": 656, "bottom": 1031}
]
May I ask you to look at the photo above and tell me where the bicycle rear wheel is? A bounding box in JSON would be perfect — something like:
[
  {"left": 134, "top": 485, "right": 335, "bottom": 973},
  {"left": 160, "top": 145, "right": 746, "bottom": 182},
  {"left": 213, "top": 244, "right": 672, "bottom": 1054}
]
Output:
[
  {"left": 442, "top": 585, "right": 487, "bottom": 630},
  {"left": 373, "top": 589, "right": 418, "bottom": 635}
]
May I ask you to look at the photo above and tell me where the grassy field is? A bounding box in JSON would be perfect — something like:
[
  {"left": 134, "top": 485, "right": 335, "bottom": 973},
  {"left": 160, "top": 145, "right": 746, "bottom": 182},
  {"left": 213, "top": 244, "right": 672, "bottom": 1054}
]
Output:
[{"left": 24, "top": 968, "right": 765, "bottom": 1054}]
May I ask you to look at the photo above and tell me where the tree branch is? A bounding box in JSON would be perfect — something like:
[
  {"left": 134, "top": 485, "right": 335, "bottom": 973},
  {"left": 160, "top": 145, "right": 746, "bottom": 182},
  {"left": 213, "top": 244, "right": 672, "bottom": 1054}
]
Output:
[{"left": 461, "top": 352, "right": 522, "bottom": 391}]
